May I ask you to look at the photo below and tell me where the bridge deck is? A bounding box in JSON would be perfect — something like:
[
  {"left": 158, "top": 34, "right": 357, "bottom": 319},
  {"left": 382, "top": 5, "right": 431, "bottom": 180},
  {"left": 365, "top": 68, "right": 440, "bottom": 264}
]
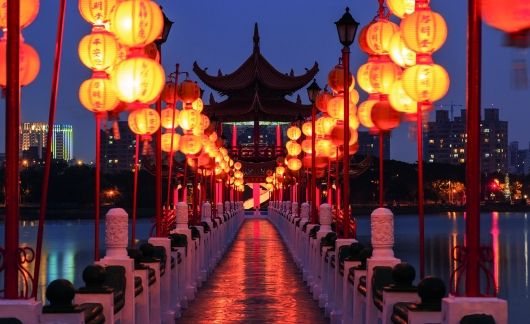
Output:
[{"left": 177, "top": 218, "right": 327, "bottom": 323}]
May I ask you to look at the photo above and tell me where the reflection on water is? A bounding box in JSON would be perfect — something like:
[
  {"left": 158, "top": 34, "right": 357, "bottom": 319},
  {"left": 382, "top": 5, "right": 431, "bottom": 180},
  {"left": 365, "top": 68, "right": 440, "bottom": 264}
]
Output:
[{"left": 0, "top": 213, "right": 529, "bottom": 320}]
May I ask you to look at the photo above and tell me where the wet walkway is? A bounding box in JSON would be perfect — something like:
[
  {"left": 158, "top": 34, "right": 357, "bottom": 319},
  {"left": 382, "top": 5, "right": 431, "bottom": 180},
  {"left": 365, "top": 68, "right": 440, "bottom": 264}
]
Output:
[{"left": 177, "top": 218, "right": 327, "bottom": 324}]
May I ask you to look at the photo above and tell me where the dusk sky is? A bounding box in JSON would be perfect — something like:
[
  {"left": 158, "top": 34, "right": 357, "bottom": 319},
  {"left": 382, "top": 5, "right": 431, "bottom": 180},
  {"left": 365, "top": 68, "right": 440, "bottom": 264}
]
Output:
[{"left": 1, "top": 0, "right": 528, "bottom": 162}]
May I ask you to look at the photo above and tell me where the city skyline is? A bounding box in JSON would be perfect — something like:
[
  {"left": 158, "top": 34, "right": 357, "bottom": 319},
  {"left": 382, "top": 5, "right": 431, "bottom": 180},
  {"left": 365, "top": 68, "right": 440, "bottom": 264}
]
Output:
[{"left": 0, "top": 1, "right": 529, "bottom": 163}]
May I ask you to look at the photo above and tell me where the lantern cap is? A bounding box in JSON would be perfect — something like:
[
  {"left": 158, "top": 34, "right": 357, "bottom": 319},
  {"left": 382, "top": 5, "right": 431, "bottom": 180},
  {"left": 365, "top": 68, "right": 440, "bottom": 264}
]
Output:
[
  {"left": 335, "top": 7, "right": 360, "bottom": 47},
  {"left": 306, "top": 79, "right": 321, "bottom": 103}
]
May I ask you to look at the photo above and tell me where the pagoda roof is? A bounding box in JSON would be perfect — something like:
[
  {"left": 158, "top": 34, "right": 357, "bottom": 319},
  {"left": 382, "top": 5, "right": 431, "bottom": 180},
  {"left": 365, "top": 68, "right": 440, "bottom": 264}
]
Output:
[{"left": 193, "top": 23, "right": 318, "bottom": 122}]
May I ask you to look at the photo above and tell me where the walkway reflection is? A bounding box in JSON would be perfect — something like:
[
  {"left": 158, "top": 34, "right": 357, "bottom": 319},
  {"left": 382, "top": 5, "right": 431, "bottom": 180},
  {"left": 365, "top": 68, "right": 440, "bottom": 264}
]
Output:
[{"left": 177, "top": 219, "right": 327, "bottom": 323}]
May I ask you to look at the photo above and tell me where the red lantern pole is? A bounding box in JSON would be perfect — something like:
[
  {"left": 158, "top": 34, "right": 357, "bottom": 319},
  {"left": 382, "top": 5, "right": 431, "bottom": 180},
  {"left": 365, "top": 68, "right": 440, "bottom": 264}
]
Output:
[
  {"left": 193, "top": 159, "right": 199, "bottom": 224},
  {"left": 4, "top": 0, "right": 21, "bottom": 299},
  {"left": 342, "top": 46, "right": 350, "bottom": 239},
  {"left": 379, "top": 132, "right": 384, "bottom": 207},
  {"left": 417, "top": 109, "right": 426, "bottom": 279},
  {"left": 94, "top": 114, "right": 102, "bottom": 261},
  {"left": 465, "top": 0, "right": 482, "bottom": 297},
  {"left": 311, "top": 104, "right": 317, "bottom": 223},
  {"left": 33, "top": 0, "right": 66, "bottom": 299},
  {"left": 165, "top": 64, "right": 180, "bottom": 209},
  {"left": 132, "top": 134, "right": 140, "bottom": 246}
]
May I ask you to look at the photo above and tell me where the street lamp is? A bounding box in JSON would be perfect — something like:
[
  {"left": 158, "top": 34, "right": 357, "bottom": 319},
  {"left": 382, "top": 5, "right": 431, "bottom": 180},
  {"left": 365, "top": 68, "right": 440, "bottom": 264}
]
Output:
[
  {"left": 335, "top": 7, "right": 359, "bottom": 238},
  {"left": 307, "top": 79, "right": 321, "bottom": 224}
]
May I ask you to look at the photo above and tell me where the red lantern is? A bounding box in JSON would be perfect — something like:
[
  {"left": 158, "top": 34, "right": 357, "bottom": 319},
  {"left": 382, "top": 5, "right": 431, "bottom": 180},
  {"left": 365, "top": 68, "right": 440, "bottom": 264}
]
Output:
[
  {"left": 178, "top": 79, "right": 201, "bottom": 104},
  {"left": 328, "top": 63, "right": 354, "bottom": 94},
  {"left": 371, "top": 101, "right": 401, "bottom": 131}
]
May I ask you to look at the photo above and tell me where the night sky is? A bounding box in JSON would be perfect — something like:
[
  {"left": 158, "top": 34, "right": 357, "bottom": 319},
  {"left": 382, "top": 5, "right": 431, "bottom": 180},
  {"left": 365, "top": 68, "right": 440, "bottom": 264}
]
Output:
[{"left": 1, "top": 0, "right": 528, "bottom": 163}]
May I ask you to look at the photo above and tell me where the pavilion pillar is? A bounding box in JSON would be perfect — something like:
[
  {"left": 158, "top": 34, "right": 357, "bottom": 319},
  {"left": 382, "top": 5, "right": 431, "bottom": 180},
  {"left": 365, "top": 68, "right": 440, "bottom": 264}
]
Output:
[
  {"left": 276, "top": 124, "right": 282, "bottom": 151},
  {"left": 232, "top": 124, "right": 237, "bottom": 149}
]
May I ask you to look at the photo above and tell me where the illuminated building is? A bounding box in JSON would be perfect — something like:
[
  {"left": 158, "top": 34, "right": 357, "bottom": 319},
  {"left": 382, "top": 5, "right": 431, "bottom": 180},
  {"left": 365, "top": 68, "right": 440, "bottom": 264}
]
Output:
[
  {"left": 100, "top": 121, "right": 137, "bottom": 173},
  {"left": 19, "top": 122, "right": 73, "bottom": 162}
]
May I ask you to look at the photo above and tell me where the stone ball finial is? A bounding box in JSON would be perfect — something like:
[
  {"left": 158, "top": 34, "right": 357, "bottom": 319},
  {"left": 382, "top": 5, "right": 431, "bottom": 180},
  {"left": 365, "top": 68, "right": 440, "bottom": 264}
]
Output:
[
  {"left": 392, "top": 262, "right": 416, "bottom": 286},
  {"left": 292, "top": 202, "right": 298, "bottom": 215},
  {"left": 216, "top": 203, "right": 223, "bottom": 216},
  {"left": 301, "top": 203, "right": 310, "bottom": 219},
  {"left": 202, "top": 201, "right": 212, "bottom": 220},
  {"left": 46, "top": 279, "right": 75, "bottom": 307},
  {"left": 370, "top": 207, "right": 395, "bottom": 258},
  {"left": 176, "top": 202, "right": 188, "bottom": 225},
  {"left": 319, "top": 203, "right": 332, "bottom": 226},
  {"left": 82, "top": 265, "right": 107, "bottom": 288},
  {"left": 418, "top": 276, "right": 446, "bottom": 305},
  {"left": 139, "top": 243, "right": 155, "bottom": 259}
]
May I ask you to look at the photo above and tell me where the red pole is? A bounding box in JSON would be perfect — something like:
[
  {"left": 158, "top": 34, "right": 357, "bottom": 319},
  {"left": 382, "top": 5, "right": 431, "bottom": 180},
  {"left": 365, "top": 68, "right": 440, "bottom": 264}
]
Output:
[
  {"left": 193, "top": 160, "right": 199, "bottom": 224},
  {"left": 33, "top": 0, "right": 66, "bottom": 299},
  {"left": 417, "top": 109, "right": 425, "bottom": 279},
  {"left": 4, "top": 0, "right": 21, "bottom": 299},
  {"left": 342, "top": 47, "right": 350, "bottom": 238},
  {"left": 379, "top": 132, "right": 384, "bottom": 207},
  {"left": 465, "top": 0, "right": 482, "bottom": 297},
  {"left": 154, "top": 51, "right": 163, "bottom": 237},
  {"left": 311, "top": 104, "right": 317, "bottom": 223},
  {"left": 94, "top": 114, "right": 102, "bottom": 261},
  {"left": 132, "top": 134, "right": 140, "bottom": 246},
  {"left": 165, "top": 65, "right": 180, "bottom": 209}
]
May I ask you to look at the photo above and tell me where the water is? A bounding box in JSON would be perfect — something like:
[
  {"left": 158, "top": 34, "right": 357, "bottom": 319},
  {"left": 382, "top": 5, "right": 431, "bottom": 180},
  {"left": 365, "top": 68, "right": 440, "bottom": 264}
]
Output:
[{"left": 0, "top": 212, "right": 528, "bottom": 321}]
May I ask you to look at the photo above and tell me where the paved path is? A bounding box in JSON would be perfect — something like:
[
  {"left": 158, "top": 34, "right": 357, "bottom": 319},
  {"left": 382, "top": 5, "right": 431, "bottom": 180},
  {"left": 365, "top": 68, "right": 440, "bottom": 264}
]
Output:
[{"left": 177, "top": 218, "right": 327, "bottom": 324}]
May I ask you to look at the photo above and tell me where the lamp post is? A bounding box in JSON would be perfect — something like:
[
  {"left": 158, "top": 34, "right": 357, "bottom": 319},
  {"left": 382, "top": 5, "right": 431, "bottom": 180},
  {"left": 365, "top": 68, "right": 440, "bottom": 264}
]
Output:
[
  {"left": 306, "top": 79, "right": 321, "bottom": 223},
  {"left": 335, "top": 7, "right": 359, "bottom": 238}
]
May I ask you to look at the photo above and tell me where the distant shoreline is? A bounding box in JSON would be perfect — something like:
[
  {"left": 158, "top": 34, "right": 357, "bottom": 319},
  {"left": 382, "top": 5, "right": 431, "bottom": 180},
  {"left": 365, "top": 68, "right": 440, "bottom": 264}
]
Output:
[{"left": 0, "top": 203, "right": 528, "bottom": 221}]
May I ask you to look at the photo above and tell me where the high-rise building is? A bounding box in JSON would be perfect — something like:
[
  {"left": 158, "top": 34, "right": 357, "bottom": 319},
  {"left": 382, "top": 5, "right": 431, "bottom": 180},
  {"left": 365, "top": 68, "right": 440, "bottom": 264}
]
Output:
[
  {"left": 100, "top": 121, "right": 137, "bottom": 173},
  {"left": 357, "top": 131, "right": 390, "bottom": 159},
  {"left": 509, "top": 141, "right": 530, "bottom": 175},
  {"left": 425, "top": 108, "right": 508, "bottom": 174},
  {"left": 20, "top": 122, "right": 73, "bottom": 161}
]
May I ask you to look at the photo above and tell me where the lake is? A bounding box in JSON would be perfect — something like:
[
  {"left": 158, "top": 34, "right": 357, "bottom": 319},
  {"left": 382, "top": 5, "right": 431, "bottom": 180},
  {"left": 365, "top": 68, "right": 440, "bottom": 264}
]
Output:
[{"left": 0, "top": 211, "right": 527, "bottom": 322}]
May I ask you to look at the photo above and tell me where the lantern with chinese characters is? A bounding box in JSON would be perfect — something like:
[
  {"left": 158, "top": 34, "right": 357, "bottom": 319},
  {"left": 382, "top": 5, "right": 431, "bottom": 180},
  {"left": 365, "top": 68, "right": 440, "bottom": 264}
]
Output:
[
  {"left": 365, "top": 58, "right": 402, "bottom": 95},
  {"left": 178, "top": 109, "right": 201, "bottom": 131},
  {"left": 79, "top": 74, "right": 119, "bottom": 113},
  {"left": 302, "top": 122, "right": 313, "bottom": 137},
  {"left": 160, "top": 107, "right": 179, "bottom": 129},
  {"left": 316, "top": 139, "right": 333, "bottom": 157},
  {"left": 0, "top": 0, "right": 39, "bottom": 29},
  {"left": 366, "top": 19, "right": 399, "bottom": 55},
  {"left": 78, "top": 0, "right": 117, "bottom": 26},
  {"left": 327, "top": 95, "right": 357, "bottom": 121},
  {"left": 197, "top": 114, "right": 210, "bottom": 131},
  {"left": 109, "top": 0, "right": 163, "bottom": 48},
  {"left": 287, "top": 158, "right": 302, "bottom": 171},
  {"left": 287, "top": 126, "right": 302, "bottom": 141},
  {"left": 358, "top": 98, "right": 379, "bottom": 129},
  {"left": 386, "top": 0, "right": 418, "bottom": 19},
  {"left": 192, "top": 98, "right": 204, "bottom": 112},
  {"left": 161, "top": 132, "right": 180, "bottom": 152},
  {"left": 234, "top": 161, "right": 242, "bottom": 170},
  {"left": 178, "top": 79, "right": 201, "bottom": 104},
  {"left": 389, "top": 80, "right": 417, "bottom": 113},
  {"left": 315, "top": 91, "right": 332, "bottom": 113},
  {"left": 301, "top": 139, "right": 312, "bottom": 154},
  {"left": 358, "top": 24, "right": 376, "bottom": 55},
  {"left": 0, "top": 40, "right": 40, "bottom": 87},
  {"left": 401, "top": 5, "right": 447, "bottom": 54},
  {"left": 286, "top": 140, "right": 302, "bottom": 156},
  {"left": 328, "top": 63, "right": 354, "bottom": 94},
  {"left": 161, "top": 82, "right": 178, "bottom": 105},
  {"left": 78, "top": 29, "right": 119, "bottom": 71},
  {"left": 402, "top": 63, "right": 449, "bottom": 102},
  {"left": 389, "top": 31, "right": 416, "bottom": 68},
  {"left": 315, "top": 116, "right": 335, "bottom": 136},
  {"left": 371, "top": 101, "right": 401, "bottom": 131},
  {"left": 330, "top": 123, "right": 358, "bottom": 147},
  {"left": 128, "top": 107, "right": 160, "bottom": 135},
  {"left": 180, "top": 134, "right": 203, "bottom": 155},
  {"left": 112, "top": 56, "right": 165, "bottom": 103},
  {"left": 357, "top": 59, "right": 377, "bottom": 94}
]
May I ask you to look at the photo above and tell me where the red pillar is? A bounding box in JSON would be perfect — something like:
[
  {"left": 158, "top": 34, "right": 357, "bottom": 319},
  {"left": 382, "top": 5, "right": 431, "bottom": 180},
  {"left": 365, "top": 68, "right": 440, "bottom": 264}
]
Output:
[
  {"left": 342, "top": 47, "right": 351, "bottom": 238},
  {"left": 311, "top": 105, "right": 317, "bottom": 223},
  {"left": 232, "top": 124, "right": 237, "bottom": 148},
  {"left": 417, "top": 109, "right": 425, "bottom": 279},
  {"left": 465, "top": 0, "right": 482, "bottom": 297}
]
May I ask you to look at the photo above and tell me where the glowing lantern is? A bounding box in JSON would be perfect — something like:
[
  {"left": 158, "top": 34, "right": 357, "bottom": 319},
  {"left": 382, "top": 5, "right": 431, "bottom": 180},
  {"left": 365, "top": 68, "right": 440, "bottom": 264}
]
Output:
[
  {"left": 79, "top": 75, "right": 119, "bottom": 113},
  {"left": 112, "top": 56, "right": 165, "bottom": 103},
  {"left": 389, "top": 80, "right": 417, "bottom": 113},
  {"left": 180, "top": 134, "right": 203, "bottom": 155},
  {"left": 178, "top": 80, "right": 201, "bottom": 104},
  {"left": 78, "top": 0, "right": 116, "bottom": 26},
  {"left": 234, "top": 178, "right": 243, "bottom": 187},
  {"left": 128, "top": 108, "right": 160, "bottom": 135},
  {"left": 234, "top": 170, "right": 243, "bottom": 179},
  {"left": 358, "top": 99, "right": 379, "bottom": 129},
  {"left": 192, "top": 98, "right": 204, "bottom": 112},
  {"left": 234, "top": 161, "right": 242, "bottom": 170},
  {"left": 371, "top": 101, "right": 401, "bottom": 131},
  {"left": 287, "top": 126, "right": 302, "bottom": 140},
  {"left": 301, "top": 139, "right": 312, "bottom": 154},
  {"left": 161, "top": 133, "right": 180, "bottom": 152},
  {"left": 302, "top": 122, "right": 313, "bottom": 137},
  {"left": 349, "top": 114, "right": 360, "bottom": 130},
  {"left": 161, "top": 82, "right": 178, "bottom": 105},
  {"left": 330, "top": 124, "right": 358, "bottom": 147},
  {"left": 482, "top": 0, "right": 530, "bottom": 35},
  {"left": 350, "top": 89, "right": 360, "bottom": 105},
  {"left": 178, "top": 109, "right": 200, "bottom": 131},
  {"left": 287, "top": 158, "right": 302, "bottom": 171},
  {"left": 198, "top": 114, "right": 210, "bottom": 131},
  {"left": 315, "top": 116, "right": 335, "bottom": 136},
  {"left": 316, "top": 91, "right": 332, "bottom": 113},
  {"left": 389, "top": 31, "right": 416, "bottom": 68},
  {"left": 276, "top": 166, "right": 285, "bottom": 176},
  {"left": 209, "top": 132, "right": 218, "bottom": 142},
  {"left": 316, "top": 139, "right": 333, "bottom": 157},
  {"left": 286, "top": 140, "right": 302, "bottom": 156},
  {"left": 358, "top": 24, "right": 376, "bottom": 55},
  {"left": 327, "top": 96, "right": 358, "bottom": 121},
  {"left": 266, "top": 183, "right": 273, "bottom": 191},
  {"left": 0, "top": 40, "right": 40, "bottom": 87},
  {"left": 369, "top": 59, "right": 402, "bottom": 94},
  {"left": 266, "top": 176, "right": 273, "bottom": 183},
  {"left": 109, "top": 0, "right": 163, "bottom": 48},
  {"left": 402, "top": 64, "right": 450, "bottom": 102},
  {"left": 357, "top": 60, "right": 377, "bottom": 94},
  {"left": 386, "top": 0, "right": 417, "bottom": 19},
  {"left": 328, "top": 63, "right": 354, "bottom": 94},
  {"left": 401, "top": 7, "right": 447, "bottom": 54},
  {"left": 366, "top": 19, "right": 399, "bottom": 55},
  {"left": 160, "top": 107, "right": 179, "bottom": 129},
  {"left": 0, "top": 0, "right": 39, "bottom": 29},
  {"left": 79, "top": 30, "right": 119, "bottom": 71}
]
